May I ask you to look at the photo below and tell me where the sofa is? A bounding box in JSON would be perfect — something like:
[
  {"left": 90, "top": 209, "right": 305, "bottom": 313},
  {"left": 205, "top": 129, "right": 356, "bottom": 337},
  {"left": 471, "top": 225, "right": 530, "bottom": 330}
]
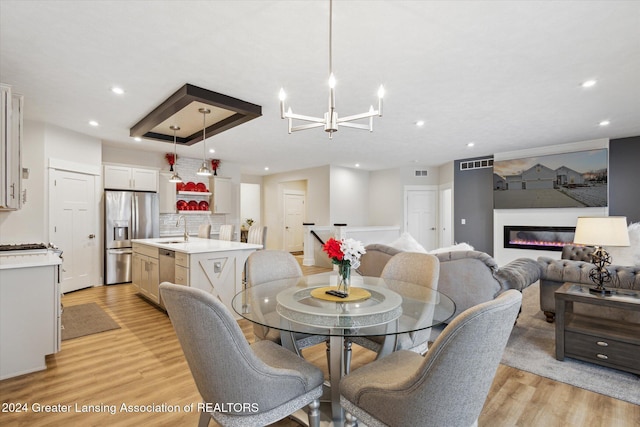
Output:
[
  {"left": 537, "top": 244, "right": 640, "bottom": 323},
  {"left": 357, "top": 243, "right": 541, "bottom": 320}
]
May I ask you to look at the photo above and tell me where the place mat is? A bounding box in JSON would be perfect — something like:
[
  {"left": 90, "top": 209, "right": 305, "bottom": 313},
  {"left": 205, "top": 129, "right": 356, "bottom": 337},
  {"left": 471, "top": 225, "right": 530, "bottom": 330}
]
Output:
[{"left": 310, "top": 286, "right": 371, "bottom": 302}]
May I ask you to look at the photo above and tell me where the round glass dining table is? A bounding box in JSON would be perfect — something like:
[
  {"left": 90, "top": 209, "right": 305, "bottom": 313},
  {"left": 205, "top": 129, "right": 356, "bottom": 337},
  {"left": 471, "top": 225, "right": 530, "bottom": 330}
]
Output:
[{"left": 232, "top": 273, "right": 456, "bottom": 423}]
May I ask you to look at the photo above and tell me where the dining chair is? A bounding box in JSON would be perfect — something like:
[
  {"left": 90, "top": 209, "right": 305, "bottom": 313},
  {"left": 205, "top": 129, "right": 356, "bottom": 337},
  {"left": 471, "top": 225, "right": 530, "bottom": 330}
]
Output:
[
  {"left": 351, "top": 252, "right": 440, "bottom": 359},
  {"left": 160, "top": 282, "right": 323, "bottom": 427},
  {"left": 247, "top": 224, "right": 267, "bottom": 248},
  {"left": 340, "top": 289, "right": 522, "bottom": 427},
  {"left": 246, "top": 250, "right": 327, "bottom": 356},
  {"left": 197, "top": 223, "right": 211, "bottom": 239},
  {"left": 218, "top": 224, "right": 234, "bottom": 241}
]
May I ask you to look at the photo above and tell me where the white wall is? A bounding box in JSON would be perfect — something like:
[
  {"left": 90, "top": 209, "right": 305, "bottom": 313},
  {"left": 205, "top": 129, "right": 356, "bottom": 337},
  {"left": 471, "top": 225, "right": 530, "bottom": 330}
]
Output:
[
  {"left": 493, "top": 138, "right": 609, "bottom": 266},
  {"left": 329, "top": 166, "right": 370, "bottom": 226},
  {"left": 263, "top": 166, "right": 330, "bottom": 250},
  {"left": 0, "top": 122, "right": 102, "bottom": 244},
  {"left": 0, "top": 120, "right": 46, "bottom": 243},
  {"left": 240, "top": 183, "right": 261, "bottom": 228}
]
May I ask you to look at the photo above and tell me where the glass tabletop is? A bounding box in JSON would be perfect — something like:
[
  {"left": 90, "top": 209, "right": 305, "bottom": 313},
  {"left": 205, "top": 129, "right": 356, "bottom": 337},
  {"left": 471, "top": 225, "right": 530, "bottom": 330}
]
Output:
[{"left": 232, "top": 273, "right": 456, "bottom": 337}]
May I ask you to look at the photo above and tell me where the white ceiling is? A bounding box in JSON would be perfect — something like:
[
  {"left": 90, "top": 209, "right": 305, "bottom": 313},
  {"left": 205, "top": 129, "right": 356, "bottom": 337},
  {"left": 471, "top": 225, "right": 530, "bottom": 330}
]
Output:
[{"left": 1, "top": 1, "right": 639, "bottom": 176}]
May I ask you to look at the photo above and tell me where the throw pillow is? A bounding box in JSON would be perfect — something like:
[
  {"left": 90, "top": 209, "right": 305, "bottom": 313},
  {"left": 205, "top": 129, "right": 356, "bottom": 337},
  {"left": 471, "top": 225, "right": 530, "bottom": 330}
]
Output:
[
  {"left": 388, "top": 232, "right": 427, "bottom": 253},
  {"left": 429, "top": 242, "right": 475, "bottom": 254},
  {"left": 604, "top": 222, "right": 640, "bottom": 267}
]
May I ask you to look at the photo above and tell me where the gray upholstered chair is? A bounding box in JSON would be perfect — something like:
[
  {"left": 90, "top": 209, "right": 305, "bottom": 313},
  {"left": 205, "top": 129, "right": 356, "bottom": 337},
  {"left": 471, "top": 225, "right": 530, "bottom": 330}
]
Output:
[
  {"left": 351, "top": 252, "right": 440, "bottom": 358},
  {"left": 340, "top": 289, "right": 522, "bottom": 427},
  {"left": 197, "top": 223, "right": 211, "bottom": 239},
  {"left": 159, "top": 282, "right": 323, "bottom": 427},
  {"left": 218, "top": 224, "right": 234, "bottom": 241},
  {"left": 246, "top": 250, "right": 327, "bottom": 355}
]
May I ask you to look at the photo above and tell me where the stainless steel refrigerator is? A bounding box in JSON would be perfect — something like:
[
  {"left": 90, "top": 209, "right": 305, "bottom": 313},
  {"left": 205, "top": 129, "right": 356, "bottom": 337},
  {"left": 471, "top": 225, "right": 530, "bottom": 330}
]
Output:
[{"left": 104, "top": 190, "right": 159, "bottom": 284}]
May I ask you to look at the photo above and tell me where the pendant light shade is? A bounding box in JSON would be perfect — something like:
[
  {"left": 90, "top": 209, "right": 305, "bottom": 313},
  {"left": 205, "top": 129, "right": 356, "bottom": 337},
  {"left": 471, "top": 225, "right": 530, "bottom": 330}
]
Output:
[
  {"left": 168, "top": 125, "right": 183, "bottom": 183},
  {"left": 196, "top": 108, "right": 212, "bottom": 176}
]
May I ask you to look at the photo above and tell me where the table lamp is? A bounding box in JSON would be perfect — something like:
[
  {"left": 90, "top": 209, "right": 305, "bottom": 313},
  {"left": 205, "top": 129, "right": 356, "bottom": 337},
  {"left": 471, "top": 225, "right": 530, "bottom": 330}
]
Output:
[{"left": 573, "top": 216, "right": 630, "bottom": 295}]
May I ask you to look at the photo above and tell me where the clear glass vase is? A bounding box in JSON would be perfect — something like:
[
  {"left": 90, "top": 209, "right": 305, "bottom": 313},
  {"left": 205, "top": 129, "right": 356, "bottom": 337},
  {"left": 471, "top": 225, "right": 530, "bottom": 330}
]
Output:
[{"left": 338, "top": 262, "right": 351, "bottom": 295}]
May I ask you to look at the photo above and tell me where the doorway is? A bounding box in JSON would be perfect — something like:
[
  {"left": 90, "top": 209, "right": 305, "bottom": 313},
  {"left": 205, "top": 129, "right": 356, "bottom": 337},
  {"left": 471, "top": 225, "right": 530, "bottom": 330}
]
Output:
[
  {"left": 404, "top": 186, "right": 438, "bottom": 250},
  {"left": 439, "top": 186, "right": 453, "bottom": 247},
  {"left": 283, "top": 190, "right": 305, "bottom": 253},
  {"left": 50, "top": 168, "right": 98, "bottom": 293}
]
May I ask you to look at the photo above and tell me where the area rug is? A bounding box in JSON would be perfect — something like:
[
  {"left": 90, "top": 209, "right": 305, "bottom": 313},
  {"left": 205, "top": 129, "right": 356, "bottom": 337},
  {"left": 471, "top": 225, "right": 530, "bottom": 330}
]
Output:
[
  {"left": 501, "top": 282, "right": 640, "bottom": 405},
  {"left": 61, "top": 303, "right": 120, "bottom": 340}
]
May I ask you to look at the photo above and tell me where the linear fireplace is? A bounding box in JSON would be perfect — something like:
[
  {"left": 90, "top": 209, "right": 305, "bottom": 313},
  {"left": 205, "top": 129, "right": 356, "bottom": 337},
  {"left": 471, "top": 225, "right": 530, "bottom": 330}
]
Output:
[{"left": 504, "top": 225, "right": 576, "bottom": 251}]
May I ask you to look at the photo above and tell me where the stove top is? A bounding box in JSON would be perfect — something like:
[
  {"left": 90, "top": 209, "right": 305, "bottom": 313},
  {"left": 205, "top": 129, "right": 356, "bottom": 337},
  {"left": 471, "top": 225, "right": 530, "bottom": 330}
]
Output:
[{"left": 0, "top": 243, "right": 49, "bottom": 251}]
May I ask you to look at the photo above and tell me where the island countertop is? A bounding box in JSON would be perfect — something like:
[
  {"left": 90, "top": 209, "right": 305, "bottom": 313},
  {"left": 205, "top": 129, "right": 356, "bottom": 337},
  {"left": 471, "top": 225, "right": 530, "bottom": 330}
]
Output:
[{"left": 132, "top": 237, "right": 262, "bottom": 254}]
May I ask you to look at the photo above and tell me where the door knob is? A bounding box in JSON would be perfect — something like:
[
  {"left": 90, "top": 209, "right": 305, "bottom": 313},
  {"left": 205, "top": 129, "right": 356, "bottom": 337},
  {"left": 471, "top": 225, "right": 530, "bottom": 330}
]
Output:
[{"left": 89, "top": 234, "right": 96, "bottom": 239}]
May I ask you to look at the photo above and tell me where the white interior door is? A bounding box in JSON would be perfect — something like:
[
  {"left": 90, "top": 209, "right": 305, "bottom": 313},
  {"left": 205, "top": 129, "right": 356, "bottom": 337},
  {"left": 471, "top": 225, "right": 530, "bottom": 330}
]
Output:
[
  {"left": 284, "top": 191, "right": 305, "bottom": 253},
  {"left": 440, "top": 187, "right": 453, "bottom": 247},
  {"left": 52, "top": 170, "right": 97, "bottom": 293},
  {"left": 405, "top": 188, "right": 438, "bottom": 250}
]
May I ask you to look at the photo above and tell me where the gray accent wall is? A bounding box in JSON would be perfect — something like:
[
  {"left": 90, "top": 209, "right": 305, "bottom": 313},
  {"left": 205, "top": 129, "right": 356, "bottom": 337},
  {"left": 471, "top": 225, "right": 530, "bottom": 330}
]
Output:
[
  {"left": 453, "top": 157, "right": 494, "bottom": 255},
  {"left": 609, "top": 136, "right": 640, "bottom": 223},
  {"left": 454, "top": 136, "right": 639, "bottom": 256}
]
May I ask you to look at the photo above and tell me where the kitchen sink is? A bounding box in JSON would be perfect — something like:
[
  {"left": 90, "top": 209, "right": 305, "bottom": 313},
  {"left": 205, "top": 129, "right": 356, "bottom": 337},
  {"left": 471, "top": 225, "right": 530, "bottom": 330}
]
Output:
[{"left": 159, "top": 240, "right": 187, "bottom": 244}]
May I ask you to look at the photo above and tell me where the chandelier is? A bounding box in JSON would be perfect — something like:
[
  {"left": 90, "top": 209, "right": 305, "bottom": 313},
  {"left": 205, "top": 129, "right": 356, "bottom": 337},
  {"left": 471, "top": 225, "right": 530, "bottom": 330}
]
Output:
[{"left": 279, "top": 0, "right": 384, "bottom": 139}]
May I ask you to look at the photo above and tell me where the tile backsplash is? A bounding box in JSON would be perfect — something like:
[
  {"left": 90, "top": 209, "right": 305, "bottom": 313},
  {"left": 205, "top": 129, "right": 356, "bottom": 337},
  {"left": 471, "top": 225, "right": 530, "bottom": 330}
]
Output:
[{"left": 159, "top": 155, "right": 230, "bottom": 238}]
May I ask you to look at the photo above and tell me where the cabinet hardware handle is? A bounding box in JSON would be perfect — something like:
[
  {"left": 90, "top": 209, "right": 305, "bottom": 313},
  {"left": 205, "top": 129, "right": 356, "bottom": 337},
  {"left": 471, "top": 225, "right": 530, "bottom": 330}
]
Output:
[
  {"left": 596, "top": 341, "right": 608, "bottom": 347},
  {"left": 596, "top": 354, "right": 608, "bottom": 360},
  {"left": 88, "top": 234, "right": 96, "bottom": 239}
]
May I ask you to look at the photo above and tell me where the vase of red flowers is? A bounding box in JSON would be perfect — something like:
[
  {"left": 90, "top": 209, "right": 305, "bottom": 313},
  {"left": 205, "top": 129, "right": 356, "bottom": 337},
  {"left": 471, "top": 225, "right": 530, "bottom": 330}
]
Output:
[
  {"left": 165, "top": 153, "right": 176, "bottom": 171},
  {"left": 211, "top": 159, "right": 221, "bottom": 176},
  {"left": 322, "top": 237, "right": 366, "bottom": 295}
]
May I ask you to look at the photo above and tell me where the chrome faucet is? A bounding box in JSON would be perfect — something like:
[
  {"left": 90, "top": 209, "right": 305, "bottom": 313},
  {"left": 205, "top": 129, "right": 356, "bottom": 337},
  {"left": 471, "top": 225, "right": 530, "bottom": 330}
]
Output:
[{"left": 176, "top": 215, "right": 188, "bottom": 242}]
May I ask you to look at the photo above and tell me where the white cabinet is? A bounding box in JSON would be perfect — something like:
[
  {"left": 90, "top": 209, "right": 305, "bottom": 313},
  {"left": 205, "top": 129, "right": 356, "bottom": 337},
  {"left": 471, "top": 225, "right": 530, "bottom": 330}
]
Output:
[
  {"left": 0, "top": 262, "right": 60, "bottom": 379},
  {"left": 0, "top": 83, "right": 23, "bottom": 211},
  {"left": 103, "top": 164, "right": 158, "bottom": 192},
  {"left": 210, "top": 176, "right": 232, "bottom": 213}
]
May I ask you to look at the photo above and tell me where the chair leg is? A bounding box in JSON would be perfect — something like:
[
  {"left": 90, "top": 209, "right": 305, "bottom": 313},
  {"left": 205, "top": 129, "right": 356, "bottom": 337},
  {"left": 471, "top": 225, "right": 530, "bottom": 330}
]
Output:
[
  {"left": 198, "top": 411, "right": 211, "bottom": 427},
  {"left": 345, "top": 410, "right": 358, "bottom": 427},
  {"left": 308, "top": 399, "right": 320, "bottom": 427},
  {"left": 344, "top": 339, "right": 353, "bottom": 375}
]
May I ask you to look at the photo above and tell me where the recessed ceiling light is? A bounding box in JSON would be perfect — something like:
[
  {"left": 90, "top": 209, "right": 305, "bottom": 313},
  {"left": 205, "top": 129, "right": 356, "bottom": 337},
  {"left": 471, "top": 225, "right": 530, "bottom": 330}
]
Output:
[
  {"left": 416, "top": 120, "right": 425, "bottom": 127},
  {"left": 467, "top": 142, "right": 475, "bottom": 147},
  {"left": 111, "top": 86, "right": 125, "bottom": 95},
  {"left": 355, "top": 163, "right": 360, "bottom": 168},
  {"left": 209, "top": 148, "right": 215, "bottom": 153},
  {"left": 264, "top": 167, "right": 269, "bottom": 171},
  {"left": 581, "top": 80, "right": 597, "bottom": 88},
  {"left": 133, "top": 137, "right": 142, "bottom": 142},
  {"left": 89, "top": 120, "right": 99, "bottom": 127},
  {"left": 599, "top": 120, "right": 610, "bottom": 126}
]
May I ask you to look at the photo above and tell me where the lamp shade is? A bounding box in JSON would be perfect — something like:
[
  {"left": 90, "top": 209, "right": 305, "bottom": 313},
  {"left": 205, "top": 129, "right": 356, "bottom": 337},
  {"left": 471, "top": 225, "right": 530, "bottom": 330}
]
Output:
[{"left": 573, "top": 216, "right": 630, "bottom": 247}]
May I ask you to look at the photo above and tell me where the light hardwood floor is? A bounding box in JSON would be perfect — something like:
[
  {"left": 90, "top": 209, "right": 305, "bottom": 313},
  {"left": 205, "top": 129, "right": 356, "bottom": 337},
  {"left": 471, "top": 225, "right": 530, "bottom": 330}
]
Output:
[{"left": 0, "top": 263, "right": 638, "bottom": 426}]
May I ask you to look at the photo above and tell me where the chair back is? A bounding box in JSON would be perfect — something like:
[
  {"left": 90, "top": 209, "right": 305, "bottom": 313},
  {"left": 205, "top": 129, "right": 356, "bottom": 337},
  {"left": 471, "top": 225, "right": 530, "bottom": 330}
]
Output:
[
  {"left": 381, "top": 252, "right": 440, "bottom": 347},
  {"left": 248, "top": 224, "right": 267, "bottom": 248},
  {"left": 246, "top": 250, "right": 303, "bottom": 341},
  {"left": 369, "top": 290, "right": 521, "bottom": 427},
  {"left": 159, "top": 282, "right": 318, "bottom": 412},
  {"left": 218, "top": 224, "right": 234, "bottom": 241},
  {"left": 197, "top": 223, "right": 211, "bottom": 239},
  {"left": 247, "top": 250, "right": 302, "bottom": 287}
]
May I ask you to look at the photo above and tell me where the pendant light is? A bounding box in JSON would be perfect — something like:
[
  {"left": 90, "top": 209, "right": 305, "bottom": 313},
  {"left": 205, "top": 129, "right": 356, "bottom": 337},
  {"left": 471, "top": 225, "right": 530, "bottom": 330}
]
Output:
[
  {"left": 168, "top": 125, "right": 183, "bottom": 183},
  {"left": 196, "top": 108, "right": 212, "bottom": 176}
]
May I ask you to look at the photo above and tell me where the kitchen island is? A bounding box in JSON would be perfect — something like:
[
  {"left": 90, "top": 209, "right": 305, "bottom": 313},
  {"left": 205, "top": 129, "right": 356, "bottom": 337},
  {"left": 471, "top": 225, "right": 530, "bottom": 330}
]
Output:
[{"left": 131, "top": 238, "right": 262, "bottom": 316}]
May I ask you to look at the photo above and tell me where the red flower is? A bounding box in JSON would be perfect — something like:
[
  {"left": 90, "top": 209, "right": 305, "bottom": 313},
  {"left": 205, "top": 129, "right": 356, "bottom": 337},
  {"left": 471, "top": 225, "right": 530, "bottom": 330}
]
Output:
[
  {"left": 165, "top": 153, "right": 176, "bottom": 165},
  {"left": 211, "top": 158, "right": 221, "bottom": 170},
  {"left": 322, "top": 238, "right": 344, "bottom": 261}
]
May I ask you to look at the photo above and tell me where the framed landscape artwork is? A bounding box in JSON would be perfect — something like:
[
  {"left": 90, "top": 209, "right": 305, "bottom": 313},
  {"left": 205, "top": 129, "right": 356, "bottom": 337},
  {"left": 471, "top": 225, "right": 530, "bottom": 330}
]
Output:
[{"left": 493, "top": 148, "right": 608, "bottom": 209}]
